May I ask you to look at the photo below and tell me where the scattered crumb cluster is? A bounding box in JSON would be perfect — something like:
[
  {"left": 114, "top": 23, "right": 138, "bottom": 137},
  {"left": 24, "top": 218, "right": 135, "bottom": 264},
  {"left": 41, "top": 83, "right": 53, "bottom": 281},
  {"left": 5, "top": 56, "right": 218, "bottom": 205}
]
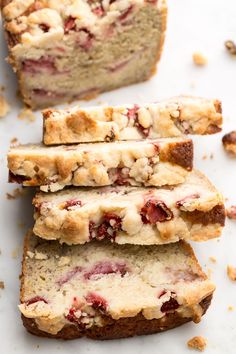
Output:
[
  {"left": 187, "top": 336, "right": 207, "bottom": 352},
  {"left": 209, "top": 256, "right": 216, "bottom": 263},
  {"left": 192, "top": 52, "right": 208, "bottom": 66}
]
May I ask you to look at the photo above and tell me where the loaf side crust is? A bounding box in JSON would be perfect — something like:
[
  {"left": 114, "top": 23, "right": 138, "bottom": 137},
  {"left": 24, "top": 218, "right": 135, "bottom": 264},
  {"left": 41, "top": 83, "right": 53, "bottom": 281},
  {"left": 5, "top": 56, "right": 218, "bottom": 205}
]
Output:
[
  {"left": 20, "top": 232, "right": 215, "bottom": 339},
  {"left": 21, "top": 295, "right": 212, "bottom": 340}
]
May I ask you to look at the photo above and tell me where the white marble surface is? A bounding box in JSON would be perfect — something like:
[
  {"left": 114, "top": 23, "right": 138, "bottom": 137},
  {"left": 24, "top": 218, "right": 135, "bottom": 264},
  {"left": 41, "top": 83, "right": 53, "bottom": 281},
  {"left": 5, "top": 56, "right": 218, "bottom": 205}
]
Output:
[{"left": 0, "top": 0, "right": 236, "bottom": 352}]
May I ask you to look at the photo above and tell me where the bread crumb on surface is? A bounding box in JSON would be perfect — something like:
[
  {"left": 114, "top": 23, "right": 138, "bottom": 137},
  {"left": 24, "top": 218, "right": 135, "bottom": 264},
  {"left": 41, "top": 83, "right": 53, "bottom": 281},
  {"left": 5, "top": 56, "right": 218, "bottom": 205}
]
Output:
[
  {"left": 0, "top": 95, "right": 10, "bottom": 117},
  {"left": 0, "top": 281, "right": 5, "bottom": 289},
  {"left": 228, "top": 306, "right": 234, "bottom": 311},
  {"left": 11, "top": 247, "right": 20, "bottom": 259},
  {"left": 222, "top": 131, "right": 236, "bottom": 156},
  {"left": 192, "top": 52, "right": 208, "bottom": 66},
  {"left": 202, "top": 154, "right": 207, "bottom": 160},
  {"left": 209, "top": 256, "right": 216, "bottom": 263},
  {"left": 187, "top": 336, "right": 207, "bottom": 351},
  {"left": 226, "top": 206, "right": 236, "bottom": 220},
  {"left": 18, "top": 108, "right": 36, "bottom": 122},
  {"left": 225, "top": 40, "right": 236, "bottom": 55},
  {"left": 227, "top": 265, "right": 236, "bottom": 281},
  {"left": 207, "top": 268, "right": 212, "bottom": 278},
  {"left": 10, "top": 137, "right": 19, "bottom": 146},
  {"left": 210, "top": 153, "right": 214, "bottom": 159},
  {"left": 18, "top": 222, "right": 26, "bottom": 229},
  {"left": 6, "top": 187, "right": 27, "bottom": 200}
]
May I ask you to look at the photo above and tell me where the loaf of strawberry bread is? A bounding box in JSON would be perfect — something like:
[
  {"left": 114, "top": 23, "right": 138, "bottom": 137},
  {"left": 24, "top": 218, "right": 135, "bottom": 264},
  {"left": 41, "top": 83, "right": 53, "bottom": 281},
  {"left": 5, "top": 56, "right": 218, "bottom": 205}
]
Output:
[
  {"left": 1, "top": 0, "right": 167, "bottom": 109},
  {"left": 8, "top": 137, "right": 193, "bottom": 191},
  {"left": 43, "top": 96, "right": 223, "bottom": 145},
  {"left": 32, "top": 170, "right": 225, "bottom": 245},
  {"left": 20, "top": 232, "right": 215, "bottom": 339}
]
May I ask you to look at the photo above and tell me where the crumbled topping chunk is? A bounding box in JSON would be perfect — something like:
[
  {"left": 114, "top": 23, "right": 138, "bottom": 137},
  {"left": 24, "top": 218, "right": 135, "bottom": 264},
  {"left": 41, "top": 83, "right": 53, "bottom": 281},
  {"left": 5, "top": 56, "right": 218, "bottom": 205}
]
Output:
[{"left": 187, "top": 336, "right": 207, "bottom": 352}]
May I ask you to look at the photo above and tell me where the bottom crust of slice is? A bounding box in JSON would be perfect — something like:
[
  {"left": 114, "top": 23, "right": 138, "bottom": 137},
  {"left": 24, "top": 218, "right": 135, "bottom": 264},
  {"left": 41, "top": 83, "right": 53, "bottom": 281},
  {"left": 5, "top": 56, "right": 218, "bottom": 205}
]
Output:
[{"left": 21, "top": 295, "right": 212, "bottom": 340}]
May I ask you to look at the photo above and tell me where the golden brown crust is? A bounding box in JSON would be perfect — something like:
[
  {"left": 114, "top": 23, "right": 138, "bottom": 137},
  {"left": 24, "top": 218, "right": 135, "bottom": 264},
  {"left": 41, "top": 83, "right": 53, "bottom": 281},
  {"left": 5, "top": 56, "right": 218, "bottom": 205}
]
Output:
[
  {"left": 21, "top": 295, "right": 212, "bottom": 340},
  {"left": 160, "top": 140, "right": 193, "bottom": 170},
  {"left": 182, "top": 205, "right": 225, "bottom": 227}
]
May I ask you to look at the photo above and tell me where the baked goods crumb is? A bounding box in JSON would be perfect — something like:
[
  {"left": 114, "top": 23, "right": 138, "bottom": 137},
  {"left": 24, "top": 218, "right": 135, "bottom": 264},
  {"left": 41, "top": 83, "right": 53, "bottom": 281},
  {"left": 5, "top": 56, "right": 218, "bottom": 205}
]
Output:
[
  {"left": 228, "top": 306, "right": 234, "bottom": 311},
  {"left": 18, "top": 222, "right": 26, "bottom": 229},
  {"left": 0, "top": 281, "right": 5, "bottom": 289},
  {"left": 6, "top": 187, "right": 27, "bottom": 200},
  {"left": 210, "top": 153, "right": 214, "bottom": 159},
  {"left": 10, "top": 137, "right": 19, "bottom": 146},
  {"left": 226, "top": 206, "right": 236, "bottom": 220},
  {"left": 227, "top": 265, "right": 236, "bottom": 281},
  {"left": 207, "top": 268, "right": 212, "bottom": 278},
  {"left": 192, "top": 52, "right": 208, "bottom": 66},
  {"left": 11, "top": 247, "right": 20, "bottom": 259},
  {"left": 222, "top": 131, "right": 236, "bottom": 156},
  {"left": 202, "top": 154, "right": 207, "bottom": 160},
  {"left": 209, "top": 256, "right": 216, "bottom": 263},
  {"left": 187, "top": 336, "right": 207, "bottom": 351},
  {"left": 0, "top": 85, "right": 5, "bottom": 92},
  {"left": 0, "top": 95, "right": 10, "bottom": 117},
  {"left": 225, "top": 40, "right": 236, "bottom": 55},
  {"left": 18, "top": 108, "right": 36, "bottom": 122}
]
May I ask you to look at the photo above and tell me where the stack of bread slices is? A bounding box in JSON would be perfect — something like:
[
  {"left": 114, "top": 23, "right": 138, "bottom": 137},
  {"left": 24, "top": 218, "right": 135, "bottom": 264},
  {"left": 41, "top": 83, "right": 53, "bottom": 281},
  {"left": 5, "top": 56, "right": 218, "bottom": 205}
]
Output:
[{"left": 7, "top": 96, "right": 225, "bottom": 340}]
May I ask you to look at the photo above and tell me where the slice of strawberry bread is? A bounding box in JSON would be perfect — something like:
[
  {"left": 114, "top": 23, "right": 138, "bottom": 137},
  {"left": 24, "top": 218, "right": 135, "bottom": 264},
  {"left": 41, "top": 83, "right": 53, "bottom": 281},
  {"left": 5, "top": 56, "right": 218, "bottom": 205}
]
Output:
[
  {"left": 1, "top": 0, "right": 167, "bottom": 109},
  {"left": 32, "top": 170, "right": 225, "bottom": 245},
  {"left": 8, "top": 137, "right": 193, "bottom": 191},
  {"left": 43, "top": 96, "right": 223, "bottom": 145},
  {"left": 20, "top": 232, "right": 215, "bottom": 339}
]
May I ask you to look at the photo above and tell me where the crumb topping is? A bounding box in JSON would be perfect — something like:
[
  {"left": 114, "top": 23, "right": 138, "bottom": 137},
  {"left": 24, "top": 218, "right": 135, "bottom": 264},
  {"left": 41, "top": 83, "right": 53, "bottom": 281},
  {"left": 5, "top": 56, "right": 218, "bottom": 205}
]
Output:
[{"left": 2, "top": 0, "right": 163, "bottom": 48}]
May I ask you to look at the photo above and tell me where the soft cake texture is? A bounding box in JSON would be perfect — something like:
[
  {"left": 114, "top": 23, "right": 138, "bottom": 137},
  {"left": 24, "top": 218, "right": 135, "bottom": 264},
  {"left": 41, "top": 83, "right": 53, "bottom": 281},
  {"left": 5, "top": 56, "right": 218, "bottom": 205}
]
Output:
[
  {"left": 20, "top": 232, "right": 215, "bottom": 339},
  {"left": 32, "top": 170, "right": 225, "bottom": 245},
  {"left": 1, "top": 0, "right": 167, "bottom": 109},
  {"left": 8, "top": 137, "right": 193, "bottom": 191},
  {"left": 43, "top": 96, "right": 223, "bottom": 145}
]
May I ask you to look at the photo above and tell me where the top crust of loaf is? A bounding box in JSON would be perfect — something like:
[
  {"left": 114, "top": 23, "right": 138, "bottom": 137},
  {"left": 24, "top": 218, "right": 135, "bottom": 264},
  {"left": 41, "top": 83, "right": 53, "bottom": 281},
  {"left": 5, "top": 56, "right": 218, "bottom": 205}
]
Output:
[
  {"left": 1, "top": 0, "right": 167, "bottom": 52},
  {"left": 42, "top": 96, "right": 223, "bottom": 145}
]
